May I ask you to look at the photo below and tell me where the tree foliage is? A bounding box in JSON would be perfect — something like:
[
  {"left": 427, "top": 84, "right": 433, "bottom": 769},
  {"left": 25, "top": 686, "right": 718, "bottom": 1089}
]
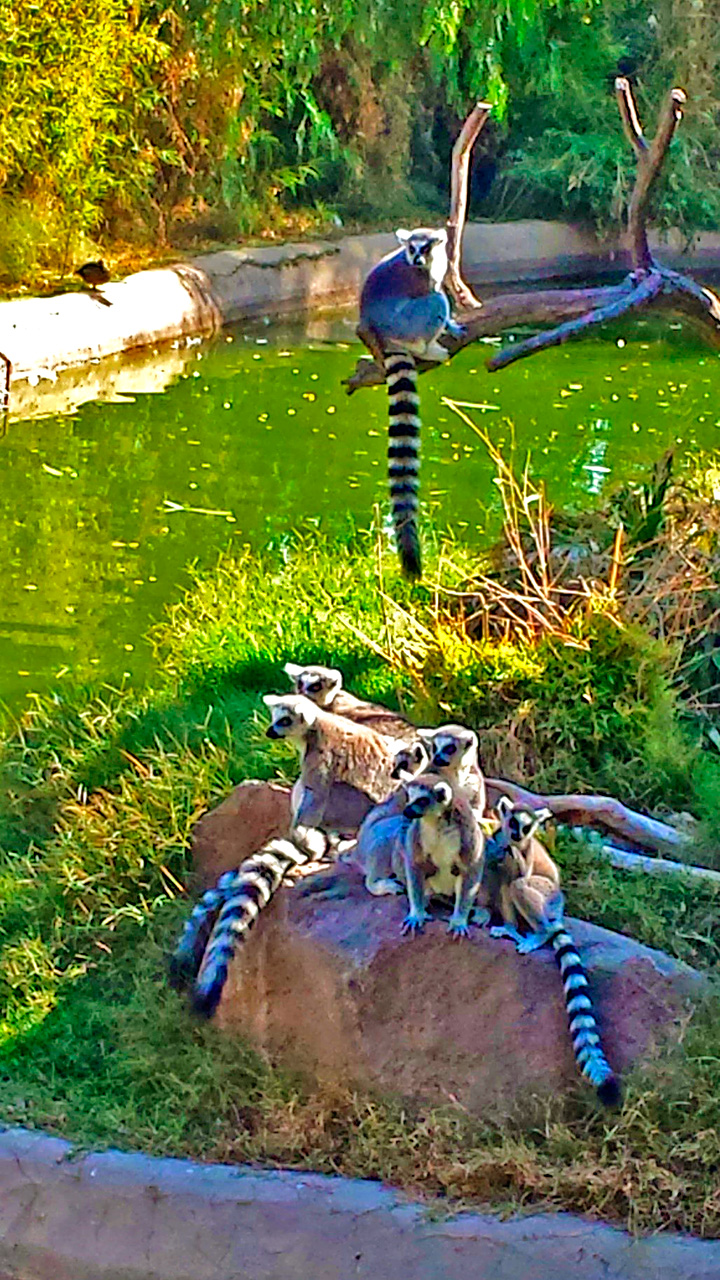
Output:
[{"left": 0, "top": 0, "right": 717, "bottom": 282}]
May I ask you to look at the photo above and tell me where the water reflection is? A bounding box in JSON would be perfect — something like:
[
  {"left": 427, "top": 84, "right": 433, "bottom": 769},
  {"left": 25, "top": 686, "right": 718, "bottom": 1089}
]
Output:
[{"left": 0, "top": 314, "right": 718, "bottom": 710}]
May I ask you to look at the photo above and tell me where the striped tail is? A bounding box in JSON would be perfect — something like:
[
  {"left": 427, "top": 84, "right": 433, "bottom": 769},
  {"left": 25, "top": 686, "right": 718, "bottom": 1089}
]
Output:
[
  {"left": 385, "top": 351, "right": 422, "bottom": 578},
  {"left": 550, "top": 923, "right": 621, "bottom": 1106},
  {"left": 168, "top": 868, "right": 241, "bottom": 990},
  {"left": 191, "top": 838, "right": 306, "bottom": 1019}
]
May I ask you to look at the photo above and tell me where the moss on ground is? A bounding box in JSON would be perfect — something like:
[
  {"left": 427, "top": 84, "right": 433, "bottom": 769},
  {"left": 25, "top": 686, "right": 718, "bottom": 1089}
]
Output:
[{"left": 1, "top": 533, "right": 719, "bottom": 1236}]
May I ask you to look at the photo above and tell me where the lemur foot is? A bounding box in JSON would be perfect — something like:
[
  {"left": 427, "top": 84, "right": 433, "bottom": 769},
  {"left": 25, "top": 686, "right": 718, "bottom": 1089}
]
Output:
[
  {"left": 471, "top": 906, "right": 491, "bottom": 927},
  {"left": 490, "top": 924, "right": 525, "bottom": 946},
  {"left": 423, "top": 340, "right": 450, "bottom": 363},
  {"left": 516, "top": 931, "right": 553, "bottom": 954},
  {"left": 447, "top": 915, "right": 471, "bottom": 939},
  {"left": 402, "top": 911, "right": 428, "bottom": 936},
  {"left": 445, "top": 319, "right": 467, "bottom": 340},
  {"left": 366, "top": 877, "right": 404, "bottom": 897}
]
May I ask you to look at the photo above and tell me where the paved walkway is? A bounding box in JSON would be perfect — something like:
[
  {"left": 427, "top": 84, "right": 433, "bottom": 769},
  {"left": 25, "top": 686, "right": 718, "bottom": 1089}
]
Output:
[{"left": 0, "top": 1127, "right": 718, "bottom": 1279}]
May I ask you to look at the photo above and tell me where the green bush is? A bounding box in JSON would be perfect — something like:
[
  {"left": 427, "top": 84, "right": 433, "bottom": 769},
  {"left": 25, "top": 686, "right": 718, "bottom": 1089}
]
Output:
[{"left": 2, "top": 0, "right": 718, "bottom": 284}]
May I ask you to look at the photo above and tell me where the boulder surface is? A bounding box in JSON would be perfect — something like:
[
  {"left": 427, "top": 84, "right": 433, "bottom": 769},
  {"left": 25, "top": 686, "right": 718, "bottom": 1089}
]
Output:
[
  {"left": 214, "top": 873, "right": 701, "bottom": 1116},
  {"left": 192, "top": 780, "right": 292, "bottom": 885},
  {"left": 191, "top": 782, "right": 703, "bottom": 1116}
]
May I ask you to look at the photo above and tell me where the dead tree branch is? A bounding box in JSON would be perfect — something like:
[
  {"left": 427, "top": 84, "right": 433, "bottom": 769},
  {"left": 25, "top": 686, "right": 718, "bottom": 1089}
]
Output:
[
  {"left": 346, "top": 83, "right": 720, "bottom": 393},
  {"left": 615, "top": 75, "right": 648, "bottom": 157},
  {"left": 620, "top": 79, "right": 687, "bottom": 270},
  {"left": 0, "top": 351, "right": 10, "bottom": 438},
  {"left": 487, "top": 270, "right": 663, "bottom": 372},
  {"left": 344, "top": 284, "right": 635, "bottom": 393},
  {"left": 446, "top": 101, "right": 492, "bottom": 310},
  {"left": 484, "top": 776, "right": 689, "bottom": 855}
]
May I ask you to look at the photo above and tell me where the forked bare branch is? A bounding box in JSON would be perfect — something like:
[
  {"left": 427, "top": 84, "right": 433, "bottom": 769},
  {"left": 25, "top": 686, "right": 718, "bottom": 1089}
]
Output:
[
  {"left": 346, "top": 84, "right": 719, "bottom": 393},
  {"left": 445, "top": 100, "right": 492, "bottom": 310}
]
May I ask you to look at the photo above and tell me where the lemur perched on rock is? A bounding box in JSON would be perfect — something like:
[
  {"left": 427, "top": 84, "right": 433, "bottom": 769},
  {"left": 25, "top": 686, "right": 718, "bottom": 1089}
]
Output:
[
  {"left": 400, "top": 774, "right": 487, "bottom": 938},
  {"left": 484, "top": 797, "right": 620, "bottom": 1105},
  {"left": 169, "top": 672, "right": 423, "bottom": 1017}
]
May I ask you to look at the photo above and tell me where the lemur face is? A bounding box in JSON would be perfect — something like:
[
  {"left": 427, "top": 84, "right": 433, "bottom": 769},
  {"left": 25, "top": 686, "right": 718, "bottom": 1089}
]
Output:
[
  {"left": 403, "top": 776, "right": 453, "bottom": 819},
  {"left": 395, "top": 227, "right": 447, "bottom": 270},
  {"left": 509, "top": 809, "right": 537, "bottom": 845},
  {"left": 495, "top": 797, "right": 553, "bottom": 848},
  {"left": 390, "top": 739, "right": 430, "bottom": 781},
  {"left": 423, "top": 725, "right": 479, "bottom": 774},
  {"left": 283, "top": 662, "right": 342, "bottom": 707},
  {"left": 263, "top": 694, "right": 318, "bottom": 740}
]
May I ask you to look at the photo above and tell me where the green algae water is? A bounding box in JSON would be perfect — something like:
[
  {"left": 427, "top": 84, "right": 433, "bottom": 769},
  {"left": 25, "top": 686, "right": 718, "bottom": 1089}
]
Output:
[{"left": 1, "top": 312, "right": 718, "bottom": 711}]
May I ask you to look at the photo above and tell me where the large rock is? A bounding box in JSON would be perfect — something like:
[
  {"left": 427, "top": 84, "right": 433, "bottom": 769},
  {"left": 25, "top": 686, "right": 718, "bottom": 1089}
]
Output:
[
  {"left": 212, "top": 868, "right": 702, "bottom": 1117},
  {"left": 192, "top": 780, "right": 292, "bottom": 885},
  {"left": 191, "top": 781, "right": 703, "bottom": 1116}
]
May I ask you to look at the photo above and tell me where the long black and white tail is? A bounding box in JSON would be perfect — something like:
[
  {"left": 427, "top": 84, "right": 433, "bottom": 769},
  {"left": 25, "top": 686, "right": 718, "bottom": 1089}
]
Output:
[
  {"left": 550, "top": 923, "right": 621, "bottom": 1106},
  {"left": 191, "top": 838, "right": 306, "bottom": 1019},
  {"left": 168, "top": 868, "right": 242, "bottom": 990},
  {"left": 385, "top": 351, "right": 422, "bottom": 578}
]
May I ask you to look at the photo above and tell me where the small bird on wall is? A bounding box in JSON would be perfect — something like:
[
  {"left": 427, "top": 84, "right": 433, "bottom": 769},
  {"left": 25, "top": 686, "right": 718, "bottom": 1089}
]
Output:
[{"left": 75, "top": 260, "right": 112, "bottom": 304}]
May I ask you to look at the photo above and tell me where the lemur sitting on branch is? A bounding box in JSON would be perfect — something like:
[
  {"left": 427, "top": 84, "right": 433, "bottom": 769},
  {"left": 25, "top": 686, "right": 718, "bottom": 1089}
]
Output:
[{"left": 358, "top": 227, "right": 465, "bottom": 579}]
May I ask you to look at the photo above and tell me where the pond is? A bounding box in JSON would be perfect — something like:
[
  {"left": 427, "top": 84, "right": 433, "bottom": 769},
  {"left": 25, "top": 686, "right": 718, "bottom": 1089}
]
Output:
[{"left": 1, "top": 312, "right": 719, "bottom": 713}]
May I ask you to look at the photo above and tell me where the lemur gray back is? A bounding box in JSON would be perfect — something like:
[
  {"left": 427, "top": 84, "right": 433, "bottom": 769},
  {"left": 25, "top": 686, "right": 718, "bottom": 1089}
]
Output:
[{"left": 265, "top": 693, "right": 399, "bottom": 804}]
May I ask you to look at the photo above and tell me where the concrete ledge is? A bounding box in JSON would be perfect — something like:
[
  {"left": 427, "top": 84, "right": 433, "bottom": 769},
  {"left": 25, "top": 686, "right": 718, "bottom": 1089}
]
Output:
[
  {"left": 0, "top": 1126, "right": 719, "bottom": 1279},
  {"left": 2, "top": 222, "right": 718, "bottom": 393}
]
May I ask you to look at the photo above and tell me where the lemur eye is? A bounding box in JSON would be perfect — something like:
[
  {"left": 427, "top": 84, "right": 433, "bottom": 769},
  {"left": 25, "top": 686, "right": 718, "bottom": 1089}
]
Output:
[
  {"left": 276, "top": 715, "right": 293, "bottom": 728},
  {"left": 306, "top": 681, "right": 322, "bottom": 694}
]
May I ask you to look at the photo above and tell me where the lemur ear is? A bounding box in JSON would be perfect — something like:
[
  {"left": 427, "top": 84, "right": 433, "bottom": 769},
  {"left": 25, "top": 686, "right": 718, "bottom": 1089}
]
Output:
[
  {"left": 416, "top": 727, "right": 436, "bottom": 740},
  {"left": 327, "top": 668, "right": 343, "bottom": 684},
  {"left": 395, "top": 228, "right": 411, "bottom": 244},
  {"left": 535, "top": 807, "right": 553, "bottom": 824},
  {"left": 432, "top": 227, "right": 448, "bottom": 244},
  {"left": 496, "top": 795, "right": 513, "bottom": 817},
  {"left": 283, "top": 662, "right": 304, "bottom": 679}
]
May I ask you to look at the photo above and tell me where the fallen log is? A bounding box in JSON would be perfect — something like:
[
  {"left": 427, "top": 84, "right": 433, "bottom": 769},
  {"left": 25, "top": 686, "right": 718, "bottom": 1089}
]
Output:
[
  {"left": 596, "top": 844, "right": 720, "bottom": 885},
  {"left": 485, "top": 776, "right": 689, "bottom": 855}
]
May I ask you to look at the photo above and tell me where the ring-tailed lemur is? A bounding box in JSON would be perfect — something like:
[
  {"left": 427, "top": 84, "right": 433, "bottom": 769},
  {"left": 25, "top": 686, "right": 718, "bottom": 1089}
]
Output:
[
  {"left": 349, "top": 739, "right": 430, "bottom": 897},
  {"left": 419, "top": 724, "right": 486, "bottom": 815},
  {"left": 485, "top": 798, "right": 620, "bottom": 1106},
  {"left": 358, "top": 227, "right": 465, "bottom": 579},
  {"left": 401, "top": 774, "right": 486, "bottom": 938},
  {"left": 264, "top": 693, "right": 399, "bottom": 835},
  {"left": 283, "top": 661, "right": 414, "bottom": 740}
]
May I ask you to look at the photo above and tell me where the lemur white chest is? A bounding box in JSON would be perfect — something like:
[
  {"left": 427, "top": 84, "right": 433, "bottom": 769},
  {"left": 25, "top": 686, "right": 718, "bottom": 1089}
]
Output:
[
  {"left": 428, "top": 244, "right": 449, "bottom": 291},
  {"left": 421, "top": 814, "right": 462, "bottom": 898}
]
